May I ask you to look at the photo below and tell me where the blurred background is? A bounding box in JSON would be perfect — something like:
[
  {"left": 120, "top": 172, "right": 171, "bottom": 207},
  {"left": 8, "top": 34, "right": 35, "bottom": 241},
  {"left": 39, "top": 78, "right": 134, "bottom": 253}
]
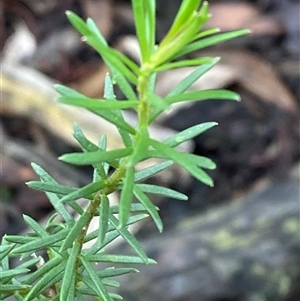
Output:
[{"left": 1, "top": 0, "right": 299, "bottom": 300}]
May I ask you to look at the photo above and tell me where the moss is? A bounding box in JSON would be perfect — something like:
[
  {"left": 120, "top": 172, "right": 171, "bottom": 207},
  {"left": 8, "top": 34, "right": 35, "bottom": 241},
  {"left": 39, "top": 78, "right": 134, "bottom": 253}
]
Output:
[{"left": 283, "top": 218, "right": 299, "bottom": 234}]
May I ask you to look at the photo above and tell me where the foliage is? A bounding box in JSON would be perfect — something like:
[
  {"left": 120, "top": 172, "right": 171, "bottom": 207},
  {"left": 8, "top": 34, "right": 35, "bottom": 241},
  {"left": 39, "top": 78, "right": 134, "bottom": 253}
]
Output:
[{"left": 0, "top": 0, "right": 249, "bottom": 300}]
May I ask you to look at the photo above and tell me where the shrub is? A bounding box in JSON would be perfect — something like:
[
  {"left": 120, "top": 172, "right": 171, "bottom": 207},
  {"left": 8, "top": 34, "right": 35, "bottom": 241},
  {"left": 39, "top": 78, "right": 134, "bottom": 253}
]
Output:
[{"left": 0, "top": 1, "right": 248, "bottom": 300}]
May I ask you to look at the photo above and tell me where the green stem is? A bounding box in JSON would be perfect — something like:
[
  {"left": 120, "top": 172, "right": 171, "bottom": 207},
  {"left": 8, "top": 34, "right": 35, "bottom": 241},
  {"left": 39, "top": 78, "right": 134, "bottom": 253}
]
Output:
[{"left": 64, "top": 64, "right": 155, "bottom": 290}]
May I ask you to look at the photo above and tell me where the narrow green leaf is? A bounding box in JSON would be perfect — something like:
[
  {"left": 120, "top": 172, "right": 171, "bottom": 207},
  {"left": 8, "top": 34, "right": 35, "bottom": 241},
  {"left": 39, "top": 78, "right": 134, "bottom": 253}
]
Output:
[
  {"left": 104, "top": 73, "right": 116, "bottom": 100},
  {"left": 81, "top": 256, "right": 112, "bottom": 301},
  {"left": 59, "top": 180, "right": 106, "bottom": 203},
  {"left": 94, "top": 135, "right": 109, "bottom": 181},
  {"left": 4, "top": 235, "right": 34, "bottom": 245},
  {"left": 85, "top": 33, "right": 137, "bottom": 87},
  {"left": 74, "top": 123, "right": 98, "bottom": 152},
  {"left": 136, "top": 183, "right": 188, "bottom": 200},
  {"left": 66, "top": 273, "right": 76, "bottom": 301},
  {"left": 147, "top": 58, "right": 216, "bottom": 123},
  {"left": 30, "top": 163, "right": 74, "bottom": 223},
  {"left": 133, "top": 185, "right": 163, "bottom": 232},
  {"left": 84, "top": 213, "right": 148, "bottom": 246},
  {"left": 60, "top": 243, "right": 80, "bottom": 301},
  {"left": 165, "top": 89, "right": 240, "bottom": 104},
  {"left": 103, "top": 74, "right": 133, "bottom": 148},
  {"left": 90, "top": 107, "right": 136, "bottom": 134},
  {"left": 0, "top": 268, "right": 29, "bottom": 280},
  {"left": 86, "top": 18, "right": 108, "bottom": 45},
  {"left": 23, "top": 215, "right": 48, "bottom": 237},
  {"left": 17, "top": 257, "right": 41, "bottom": 270},
  {"left": 0, "top": 243, "right": 15, "bottom": 262},
  {"left": 109, "top": 214, "right": 149, "bottom": 262},
  {"left": 110, "top": 203, "right": 147, "bottom": 214},
  {"left": 60, "top": 209, "right": 92, "bottom": 251},
  {"left": 177, "top": 29, "right": 250, "bottom": 57},
  {"left": 59, "top": 96, "right": 139, "bottom": 110},
  {"left": 118, "top": 166, "right": 135, "bottom": 227},
  {"left": 85, "top": 230, "right": 120, "bottom": 256},
  {"left": 150, "top": 139, "right": 214, "bottom": 186},
  {"left": 98, "top": 194, "right": 110, "bottom": 246},
  {"left": 128, "top": 127, "right": 149, "bottom": 166},
  {"left": 24, "top": 255, "right": 63, "bottom": 285},
  {"left": 12, "top": 230, "right": 69, "bottom": 254},
  {"left": 59, "top": 148, "right": 132, "bottom": 165},
  {"left": 154, "top": 57, "right": 213, "bottom": 72},
  {"left": 192, "top": 27, "right": 220, "bottom": 41},
  {"left": 45, "top": 191, "right": 74, "bottom": 223},
  {"left": 148, "top": 72, "right": 157, "bottom": 94},
  {"left": 31, "top": 163, "right": 57, "bottom": 183},
  {"left": 73, "top": 125, "right": 108, "bottom": 182},
  {"left": 163, "top": 122, "right": 217, "bottom": 147},
  {"left": 26, "top": 181, "right": 76, "bottom": 196},
  {"left": 145, "top": 0, "right": 156, "bottom": 57},
  {"left": 167, "top": 58, "right": 220, "bottom": 97},
  {"left": 108, "top": 293, "right": 123, "bottom": 300},
  {"left": 132, "top": 0, "right": 148, "bottom": 62},
  {"left": 111, "top": 48, "right": 140, "bottom": 75},
  {"left": 148, "top": 93, "right": 169, "bottom": 119},
  {"left": 97, "top": 267, "right": 138, "bottom": 278},
  {"left": 163, "top": 0, "right": 202, "bottom": 44},
  {"left": 86, "top": 253, "right": 156, "bottom": 264},
  {"left": 54, "top": 84, "right": 86, "bottom": 98},
  {"left": 0, "top": 284, "right": 31, "bottom": 294},
  {"left": 188, "top": 153, "right": 216, "bottom": 169},
  {"left": 87, "top": 35, "right": 138, "bottom": 85},
  {"left": 134, "top": 160, "right": 173, "bottom": 182},
  {"left": 66, "top": 11, "right": 91, "bottom": 36},
  {"left": 23, "top": 264, "right": 64, "bottom": 301},
  {"left": 107, "top": 61, "right": 138, "bottom": 100}
]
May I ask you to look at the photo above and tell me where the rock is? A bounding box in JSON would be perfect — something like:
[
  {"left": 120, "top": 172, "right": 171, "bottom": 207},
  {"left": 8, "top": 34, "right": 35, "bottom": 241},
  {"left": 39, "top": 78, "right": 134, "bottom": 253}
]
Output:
[{"left": 113, "top": 166, "right": 300, "bottom": 301}]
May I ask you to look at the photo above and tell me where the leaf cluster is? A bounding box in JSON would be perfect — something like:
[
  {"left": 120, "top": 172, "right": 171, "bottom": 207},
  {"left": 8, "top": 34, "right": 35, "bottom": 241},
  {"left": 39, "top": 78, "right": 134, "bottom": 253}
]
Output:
[{"left": 0, "top": 1, "right": 249, "bottom": 300}]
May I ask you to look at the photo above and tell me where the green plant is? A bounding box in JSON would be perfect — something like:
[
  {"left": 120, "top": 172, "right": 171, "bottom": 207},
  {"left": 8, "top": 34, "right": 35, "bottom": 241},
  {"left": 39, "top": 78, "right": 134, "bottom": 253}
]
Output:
[{"left": 0, "top": 0, "right": 249, "bottom": 300}]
